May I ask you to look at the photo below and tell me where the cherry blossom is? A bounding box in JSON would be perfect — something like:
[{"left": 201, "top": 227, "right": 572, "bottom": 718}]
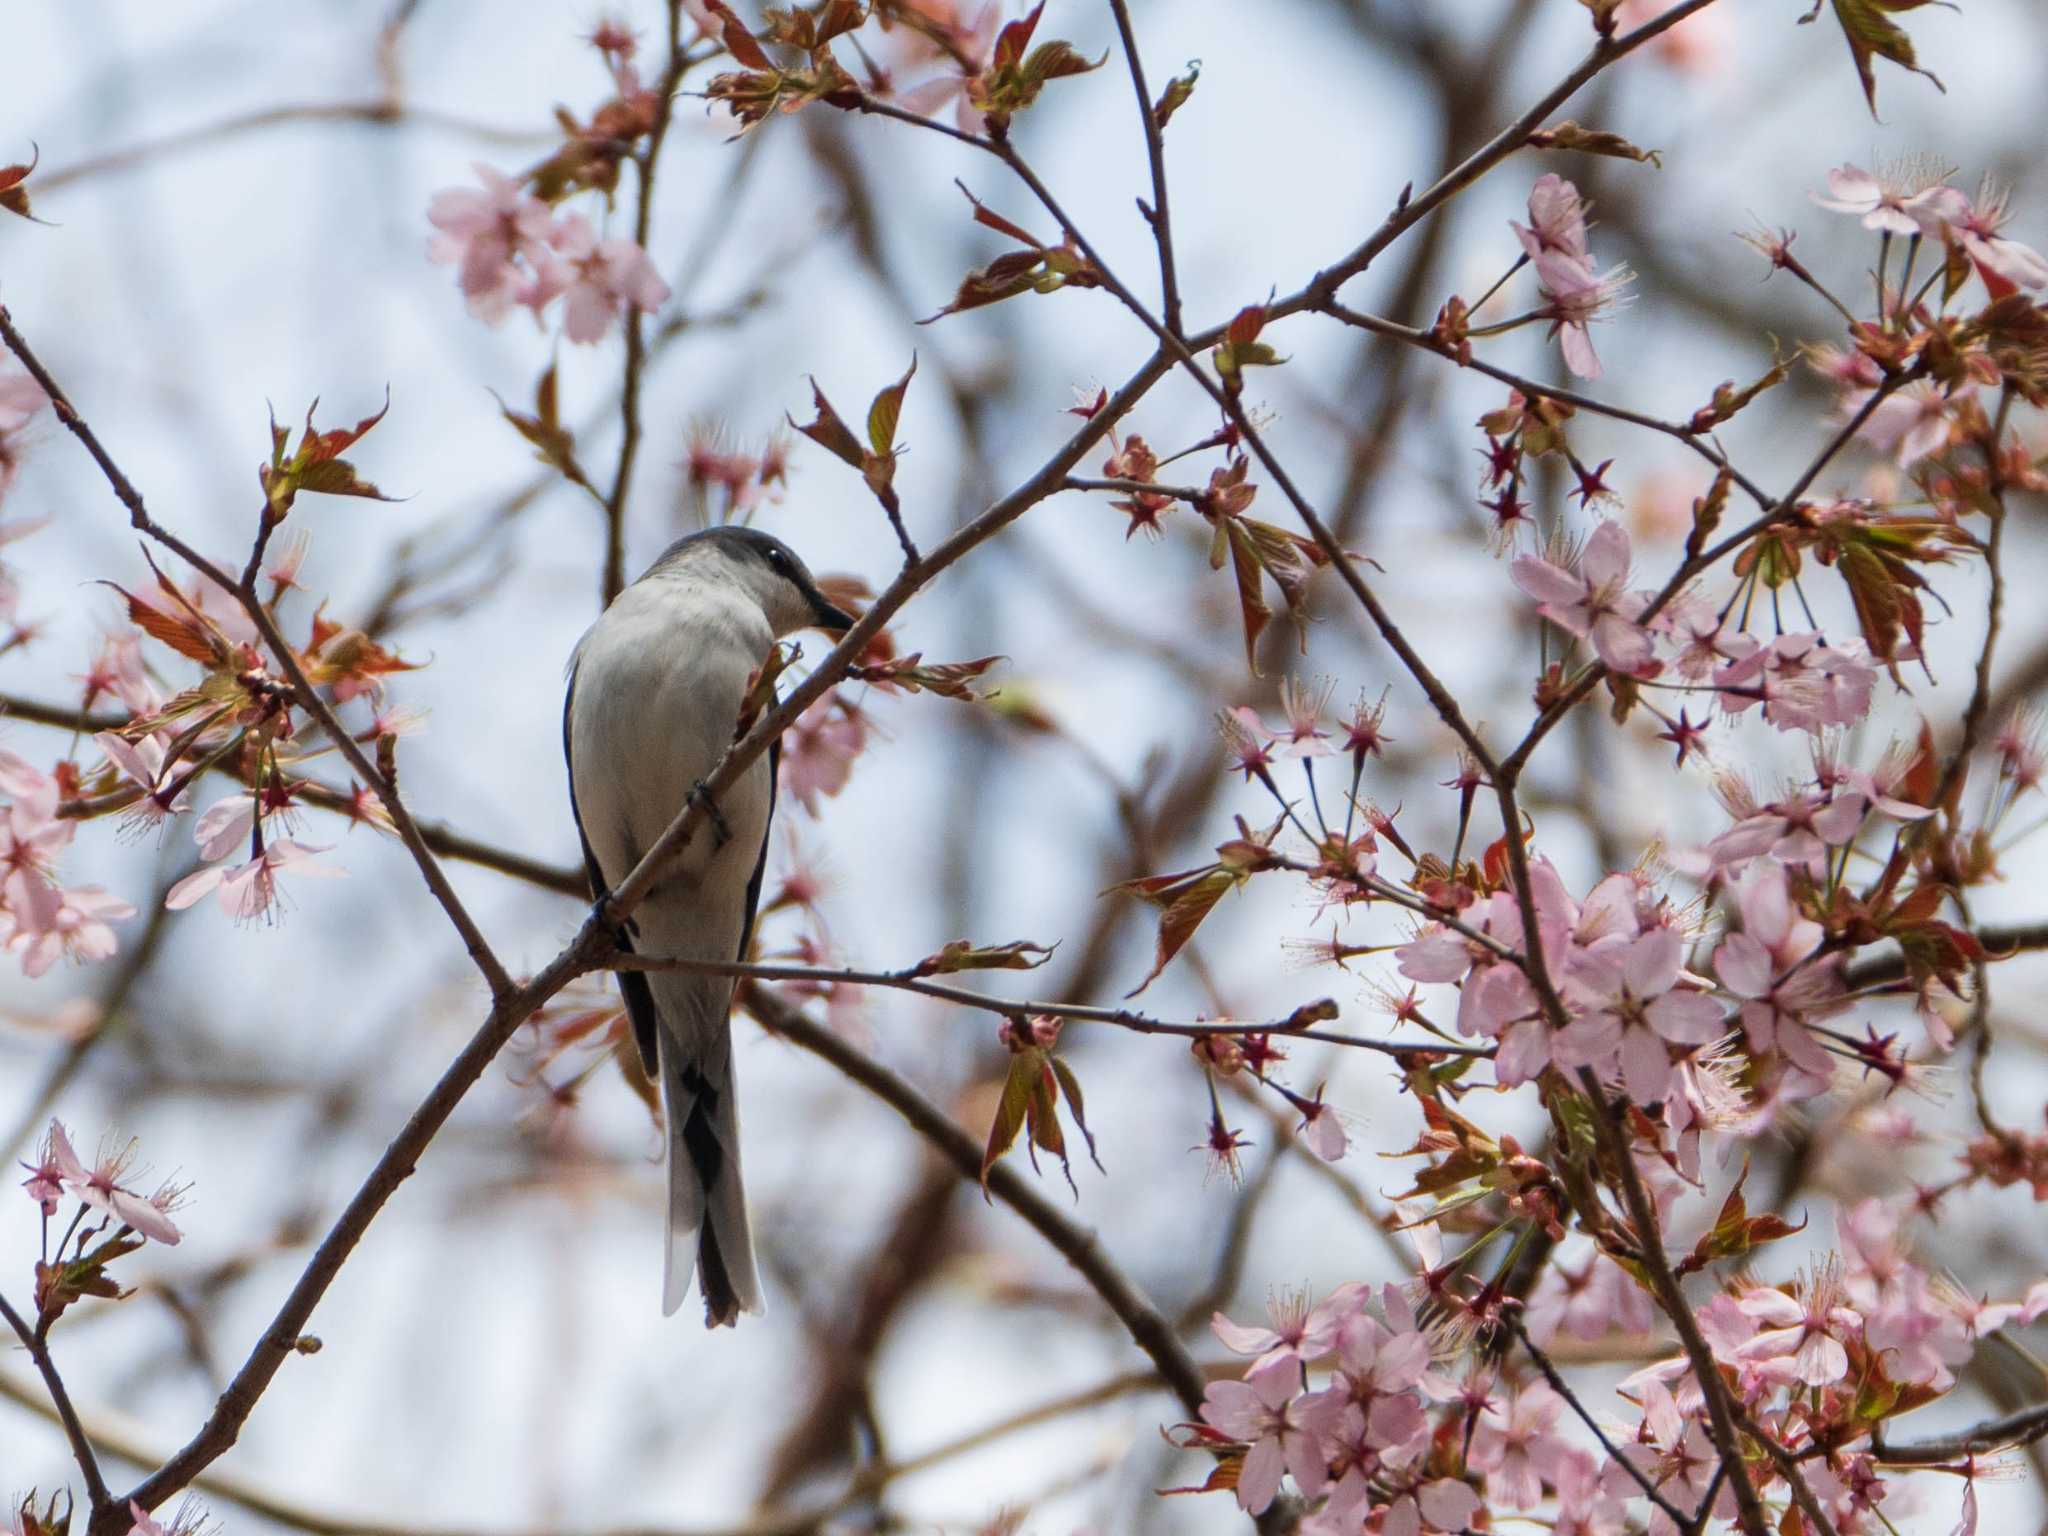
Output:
[
  {"left": 1917, "top": 177, "right": 2048, "bottom": 297},
  {"left": 427, "top": 163, "right": 557, "bottom": 322},
  {"left": 0, "top": 370, "right": 48, "bottom": 505},
  {"left": 1511, "top": 521, "right": 1657, "bottom": 674},
  {"left": 1379, "top": 1477, "right": 1481, "bottom": 1536},
  {"left": 45, "top": 1120, "right": 182, "bottom": 1245},
  {"left": 1813, "top": 160, "right": 1958, "bottom": 236},
  {"left": 1211, "top": 1283, "right": 1363, "bottom": 1372},
  {"left": 1512, "top": 174, "right": 1594, "bottom": 269},
  {"left": 535, "top": 214, "right": 672, "bottom": 344},
  {"left": 164, "top": 839, "right": 343, "bottom": 921},
  {"left": 1734, "top": 1263, "right": 1863, "bottom": 1386},
  {"left": 1712, "top": 858, "right": 1843, "bottom": 1080},
  {"left": 1467, "top": 1381, "right": 1569, "bottom": 1509},
  {"left": 1197, "top": 1356, "right": 1337, "bottom": 1513},
  {"left": 1852, "top": 380, "right": 1961, "bottom": 467},
  {"left": 1712, "top": 631, "right": 1877, "bottom": 733},
  {"left": 1556, "top": 927, "right": 1726, "bottom": 1103},
  {"left": 1525, "top": 1248, "right": 1657, "bottom": 1345},
  {"left": 781, "top": 694, "right": 867, "bottom": 814},
  {"left": 14, "top": 885, "right": 135, "bottom": 976}
]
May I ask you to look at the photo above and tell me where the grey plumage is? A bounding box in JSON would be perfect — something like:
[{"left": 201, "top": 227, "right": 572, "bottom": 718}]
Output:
[{"left": 563, "top": 527, "right": 853, "bottom": 1326}]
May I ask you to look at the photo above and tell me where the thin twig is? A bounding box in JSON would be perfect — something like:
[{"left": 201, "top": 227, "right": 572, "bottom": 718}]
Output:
[
  {"left": 609, "top": 952, "right": 1496, "bottom": 1058},
  {"left": 1871, "top": 1400, "right": 2048, "bottom": 1465},
  {"left": 602, "top": 0, "right": 690, "bottom": 606},
  {"left": 1104, "top": 0, "right": 1182, "bottom": 336},
  {"left": 1, "top": 1289, "right": 113, "bottom": 1511},
  {"left": 1505, "top": 1312, "right": 1692, "bottom": 1530}
]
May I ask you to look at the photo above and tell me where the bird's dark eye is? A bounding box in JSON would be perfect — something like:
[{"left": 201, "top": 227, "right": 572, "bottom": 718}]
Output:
[{"left": 766, "top": 549, "right": 790, "bottom": 574}]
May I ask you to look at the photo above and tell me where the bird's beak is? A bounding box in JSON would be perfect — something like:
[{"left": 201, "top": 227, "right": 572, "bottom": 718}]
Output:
[{"left": 809, "top": 593, "right": 857, "bottom": 634}]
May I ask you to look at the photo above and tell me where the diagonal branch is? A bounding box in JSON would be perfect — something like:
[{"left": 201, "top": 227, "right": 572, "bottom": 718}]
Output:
[{"left": 742, "top": 983, "right": 1209, "bottom": 1414}]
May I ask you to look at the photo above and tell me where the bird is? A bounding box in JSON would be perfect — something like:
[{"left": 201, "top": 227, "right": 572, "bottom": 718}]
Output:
[{"left": 563, "top": 525, "right": 854, "bottom": 1325}]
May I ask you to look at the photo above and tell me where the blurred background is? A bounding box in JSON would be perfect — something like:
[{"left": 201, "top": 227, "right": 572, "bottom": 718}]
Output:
[{"left": 3, "top": 0, "right": 2047, "bottom": 1530}]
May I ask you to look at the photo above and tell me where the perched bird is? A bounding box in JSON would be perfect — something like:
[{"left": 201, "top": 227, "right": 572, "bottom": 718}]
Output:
[{"left": 564, "top": 526, "right": 854, "bottom": 1325}]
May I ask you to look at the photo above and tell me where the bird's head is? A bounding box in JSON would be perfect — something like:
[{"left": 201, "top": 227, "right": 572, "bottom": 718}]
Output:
[{"left": 650, "top": 526, "right": 856, "bottom": 639}]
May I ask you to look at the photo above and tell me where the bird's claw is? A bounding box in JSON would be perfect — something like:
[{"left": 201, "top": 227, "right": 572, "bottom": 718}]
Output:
[{"left": 690, "top": 780, "right": 731, "bottom": 847}]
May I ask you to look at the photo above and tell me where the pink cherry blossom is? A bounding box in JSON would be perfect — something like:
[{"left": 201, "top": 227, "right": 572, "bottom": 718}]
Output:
[
  {"left": 0, "top": 783, "right": 72, "bottom": 940},
  {"left": 1733, "top": 1264, "right": 1862, "bottom": 1386},
  {"left": 1918, "top": 178, "right": 2048, "bottom": 297},
  {"left": 46, "top": 1120, "right": 182, "bottom": 1245},
  {"left": 1379, "top": 1476, "right": 1482, "bottom": 1536},
  {"left": 1197, "top": 1356, "right": 1337, "bottom": 1513},
  {"left": 1813, "top": 161, "right": 1959, "bottom": 236},
  {"left": 540, "top": 214, "right": 672, "bottom": 344},
  {"left": 1525, "top": 1249, "right": 1657, "bottom": 1345},
  {"left": 427, "top": 163, "right": 557, "bottom": 323},
  {"left": 1852, "top": 380, "right": 1961, "bottom": 467},
  {"left": 1538, "top": 254, "right": 1633, "bottom": 381},
  {"left": 1712, "top": 859, "right": 1844, "bottom": 1080},
  {"left": 13, "top": 884, "right": 135, "bottom": 977},
  {"left": 19, "top": 1126, "right": 65, "bottom": 1214},
  {"left": 1512, "top": 173, "right": 1593, "bottom": 268},
  {"left": 1557, "top": 927, "right": 1726, "bottom": 1103},
  {"left": 1712, "top": 631, "right": 1877, "bottom": 733},
  {"left": 1296, "top": 1088, "right": 1348, "bottom": 1161},
  {"left": 1467, "top": 1381, "right": 1569, "bottom": 1510},
  {"left": 1211, "top": 1283, "right": 1363, "bottom": 1372},
  {"left": 1511, "top": 521, "right": 1657, "bottom": 674},
  {"left": 165, "top": 839, "right": 343, "bottom": 921},
  {"left": 781, "top": 695, "right": 867, "bottom": 814},
  {"left": 96, "top": 730, "right": 192, "bottom": 833}
]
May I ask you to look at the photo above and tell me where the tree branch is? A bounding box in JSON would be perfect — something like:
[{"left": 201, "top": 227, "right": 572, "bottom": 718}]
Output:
[
  {"left": 1, "top": 1288, "right": 113, "bottom": 1512},
  {"left": 742, "top": 983, "right": 1209, "bottom": 1414}
]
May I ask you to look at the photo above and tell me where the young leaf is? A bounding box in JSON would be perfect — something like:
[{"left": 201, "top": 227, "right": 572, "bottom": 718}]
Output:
[
  {"left": 0, "top": 144, "right": 48, "bottom": 224},
  {"left": 912, "top": 937, "right": 1055, "bottom": 975},
  {"left": 495, "top": 363, "right": 597, "bottom": 493},
  {"left": 1815, "top": 0, "right": 1945, "bottom": 116},
  {"left": 1113, "top": 864, "right": 1242, "bottom": 995},
  {"left": 1689, "top": 350, "right": 1790, "bottom": 431},
  {"left": 1526, "top": 120, "right": 1662, "bottom": 168},
  {"left": 789, "top": 378, "right": 864, "bottom": 469},
  {"left": 850, "top": 651, "right": 1005, "bottom": 699},
  {"left": 867, "top": 353, "right": 917, "bottom": 457},
  {"left": 1151, "top": 62, "right": 1199, "bottom": 129},
  {"left": 981, "top": 1047, "right": 1041, "bottom": 1190},
  {"left": 260, "top": 393, "right": 397, "bottom": 520},
  {"left": 702, "top": 0, "right": 776, "bottom": 69}
]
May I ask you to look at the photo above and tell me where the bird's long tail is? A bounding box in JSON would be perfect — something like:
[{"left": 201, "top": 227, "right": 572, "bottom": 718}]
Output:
[{"left": 658, "top": 1038, "right": 764, "bottom": 1326}]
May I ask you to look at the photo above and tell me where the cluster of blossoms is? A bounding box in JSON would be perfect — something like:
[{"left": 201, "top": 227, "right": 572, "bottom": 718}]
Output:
[
  {"left": 1508, "top": 514, "right": 1886, "bottom": 730},
  {"left": 18, "top": 1119, "right": 182, "bottom": 1247},
  {"left": 427, "top": 24, "right": 669, "bottom": 341},
  {"left": 428, "top": 163, "right": 669, "bottom": 342},
  {"left": 0, "top": 576, "right": 138, "bottom": 975},
  {"left": 1184, "top": 1212, "right": 2046, "bottom": 1536}
]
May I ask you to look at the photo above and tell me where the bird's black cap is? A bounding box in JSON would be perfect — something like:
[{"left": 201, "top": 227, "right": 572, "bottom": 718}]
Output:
[{"left": 655, "top": 525, "right": 855, "bottom": 633}]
